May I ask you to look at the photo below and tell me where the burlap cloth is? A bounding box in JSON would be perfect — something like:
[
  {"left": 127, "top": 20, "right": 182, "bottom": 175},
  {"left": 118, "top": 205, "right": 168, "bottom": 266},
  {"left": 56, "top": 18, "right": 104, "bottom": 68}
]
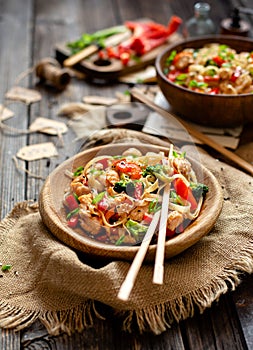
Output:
[{"left": 0, "top": 131, "right": 253, "bottom": 336}]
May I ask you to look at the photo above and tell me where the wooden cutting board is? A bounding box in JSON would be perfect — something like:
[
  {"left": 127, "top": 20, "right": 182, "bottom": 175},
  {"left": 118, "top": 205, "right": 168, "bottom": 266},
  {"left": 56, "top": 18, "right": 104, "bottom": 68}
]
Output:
[{"left": 55, "top": 24, "right": 182, "bottom": 81}]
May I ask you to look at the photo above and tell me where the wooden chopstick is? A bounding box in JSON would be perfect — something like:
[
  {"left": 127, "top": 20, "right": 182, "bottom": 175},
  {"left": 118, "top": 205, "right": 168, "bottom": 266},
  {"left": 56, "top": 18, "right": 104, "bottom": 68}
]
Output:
[
  {"left": 153, "top": 184, "right": 170, "bottom": 285},
  {"left": 63, "top": 45, "right": 99, "bottom": 67},
  {"left": 131, "top": 87, "right": 253, "bottom": 177},
  {"left": 117, "top": 210, "right": 161, "bottom": 301}
]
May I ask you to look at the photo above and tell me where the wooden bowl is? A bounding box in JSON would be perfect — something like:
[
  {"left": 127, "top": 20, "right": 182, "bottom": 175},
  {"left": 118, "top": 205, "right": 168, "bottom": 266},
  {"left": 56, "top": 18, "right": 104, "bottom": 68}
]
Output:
[
  {"left": 39, "top": 143, "right": 223, "bottom": 262},
  {"left": 155, "top": 35, "right": 253, "bottom": 127}
]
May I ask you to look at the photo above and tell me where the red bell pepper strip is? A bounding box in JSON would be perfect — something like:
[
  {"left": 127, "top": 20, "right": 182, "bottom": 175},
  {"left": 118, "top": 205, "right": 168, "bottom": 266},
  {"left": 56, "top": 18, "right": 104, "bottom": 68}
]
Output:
[
  {"left": 96, "top": 157, "right": 109, "bottom": 169},
  {"left": 143, "top": 213, "right": 154, "bottom": 224},
  {"left": 173, "top": 178, "right": 198, "bottom": 211},
  {"left": 97, "top": 196, "right": 109, "bottom": 212},
  {"left": 166, "top": 228, "right": 176, "bottom": 238},
  {"left": 67, "top": 215, "right": 79, "bottom": 228},
  {"left": 113, "top": 159, "right": 142, "bottom": 179},
  {"left": 65, "top": 194, "right": 79, "bottom": 211},
  {"left": 133, "top": 182, "right": 144, "bottom": 199}
]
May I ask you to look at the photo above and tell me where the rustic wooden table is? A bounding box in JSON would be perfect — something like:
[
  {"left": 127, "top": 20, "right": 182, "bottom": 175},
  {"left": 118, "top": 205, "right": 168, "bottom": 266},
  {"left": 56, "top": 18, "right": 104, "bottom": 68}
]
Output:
[{"left": 1, "top": 0, "right": 253, "bottom": 349}]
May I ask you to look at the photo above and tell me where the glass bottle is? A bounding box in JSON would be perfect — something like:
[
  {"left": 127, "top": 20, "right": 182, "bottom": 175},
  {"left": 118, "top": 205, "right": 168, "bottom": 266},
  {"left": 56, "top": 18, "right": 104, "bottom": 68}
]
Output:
[{"left": 184, "top": 2, "right": 216, "bottom": 37}]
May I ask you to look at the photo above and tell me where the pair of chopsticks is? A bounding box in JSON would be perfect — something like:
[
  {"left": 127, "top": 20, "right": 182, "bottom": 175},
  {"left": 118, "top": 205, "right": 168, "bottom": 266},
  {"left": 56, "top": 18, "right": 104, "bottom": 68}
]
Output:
[
  {"left": 117, "top": 184, "right": 170, "bottom": 301},
  {"left": 131, "top": 87, "right": 253, "bottom": 177}
]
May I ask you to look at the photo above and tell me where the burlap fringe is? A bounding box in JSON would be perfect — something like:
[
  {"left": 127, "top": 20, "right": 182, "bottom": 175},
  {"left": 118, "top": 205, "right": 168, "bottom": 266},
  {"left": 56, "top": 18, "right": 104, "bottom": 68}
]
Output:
[
  {"left": 120, "top": 251, "right": 253, "bottom": 335},
  {"left": 0, "top": 299, "right": 102, "bottom": 336},
  {"left": 0, "top": 301, "right": 40, "bottom": 330},
  {"left": 0, "top": 256, "right": 252, "bottom": 336},
  {"left": 0, "top": 202, "right": 252, "bottom": 336}
]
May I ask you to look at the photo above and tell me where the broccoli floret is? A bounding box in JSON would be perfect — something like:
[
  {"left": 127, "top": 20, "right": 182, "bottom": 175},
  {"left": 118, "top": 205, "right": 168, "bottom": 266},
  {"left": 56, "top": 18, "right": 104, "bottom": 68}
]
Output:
[
  {"left": 114, "top": 180, "right": 128, "bottom": 193},
  {"left": 114, "top": 179, "right": 143, "bottom": 198},
  {"left": 143, "top": 164, "right": 171, "bottom": 182},
  {"left": 190, "top": 182, "right": 209, "bottom": 200}
]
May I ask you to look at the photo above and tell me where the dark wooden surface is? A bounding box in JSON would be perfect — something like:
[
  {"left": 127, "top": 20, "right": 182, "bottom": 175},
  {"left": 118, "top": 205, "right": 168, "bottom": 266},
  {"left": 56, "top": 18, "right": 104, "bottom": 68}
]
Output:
[{"left": 1, "top": 0, "right": 253, "bottom": 349}]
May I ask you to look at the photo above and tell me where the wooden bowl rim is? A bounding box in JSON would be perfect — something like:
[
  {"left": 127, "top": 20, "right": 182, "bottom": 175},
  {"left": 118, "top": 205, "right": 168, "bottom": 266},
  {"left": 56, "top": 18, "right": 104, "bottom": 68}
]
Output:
[{"left": 39, "top": 143, "right": 223, "bottom": 261}]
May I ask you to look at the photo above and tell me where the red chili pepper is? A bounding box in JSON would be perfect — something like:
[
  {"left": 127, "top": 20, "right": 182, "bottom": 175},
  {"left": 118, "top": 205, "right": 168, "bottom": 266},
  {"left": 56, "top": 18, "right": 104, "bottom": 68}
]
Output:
[
  {"left": 125, "top": 16, "right": 182, "bottom": 38},
  {"left": 124, "top": 21, "right": 148, "bottom": 36},
  {"left": 106, "top": 47, "right": 118, "bottom": 59},
  {"left": 67, "top": 215, "right": 79, "bottom": 228},
  {"left": 113, "top": 159, "right": 142, "bottom": 179},
  {"left": 119, "top": 16, "right": 182, "bottom": 56},
  {"left": 167, "top": 15, "right": 182, "bottom": 35},
  {"left": 212, "top": 56, "right": 226, "bottom": 67},
  {"left": 173, "top": 178, "right": 198, "bottom": 211},
  {"left": 120, "top": 52, "right": 131, "bottom": 65},
  {"left": 98, "top": 50, "right": 106, "bottom": 59},
  {"left": 65, "top": 194, "right": 79, "bottom": 211}
]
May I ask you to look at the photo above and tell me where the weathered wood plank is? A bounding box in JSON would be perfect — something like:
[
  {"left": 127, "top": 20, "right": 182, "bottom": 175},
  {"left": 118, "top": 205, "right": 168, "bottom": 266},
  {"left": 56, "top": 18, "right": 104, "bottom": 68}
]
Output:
[
  {"left": 21, "top": 310, "right": 185, "bottom": 350},
  {"left": 0, "top": 0, "right": 34, "bottom": 348},
  {"left": 181, "top": 296, "right": 245, "bottom": 350},
  {"left": 0, "top": 328, "right": 20, "bottom": 350},
  {"left": 0, "top": 0, "right": 33, "bottom": 217},
  {"left": 233, "top": 275, "right": 253, "bottom": 350}
]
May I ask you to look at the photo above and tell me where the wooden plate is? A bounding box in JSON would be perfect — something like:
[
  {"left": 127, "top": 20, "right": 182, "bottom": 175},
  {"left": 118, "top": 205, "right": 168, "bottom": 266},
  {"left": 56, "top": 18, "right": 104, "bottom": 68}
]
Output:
[
  {"left": 56, "top": 42, "right": 170, "bottom": 80},
  {"left": 39, "top": 143, "right": 223, "bottom": 262},
  {"left": 55, "top": 22, "right": 182, "bottom": 81}
]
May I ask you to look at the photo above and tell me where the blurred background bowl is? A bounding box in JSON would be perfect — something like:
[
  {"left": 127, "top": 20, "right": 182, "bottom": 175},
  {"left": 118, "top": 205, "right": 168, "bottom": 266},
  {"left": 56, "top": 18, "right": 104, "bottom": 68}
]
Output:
[{"left": 155, "top": 35, "right": 253, "bottom": 128}]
